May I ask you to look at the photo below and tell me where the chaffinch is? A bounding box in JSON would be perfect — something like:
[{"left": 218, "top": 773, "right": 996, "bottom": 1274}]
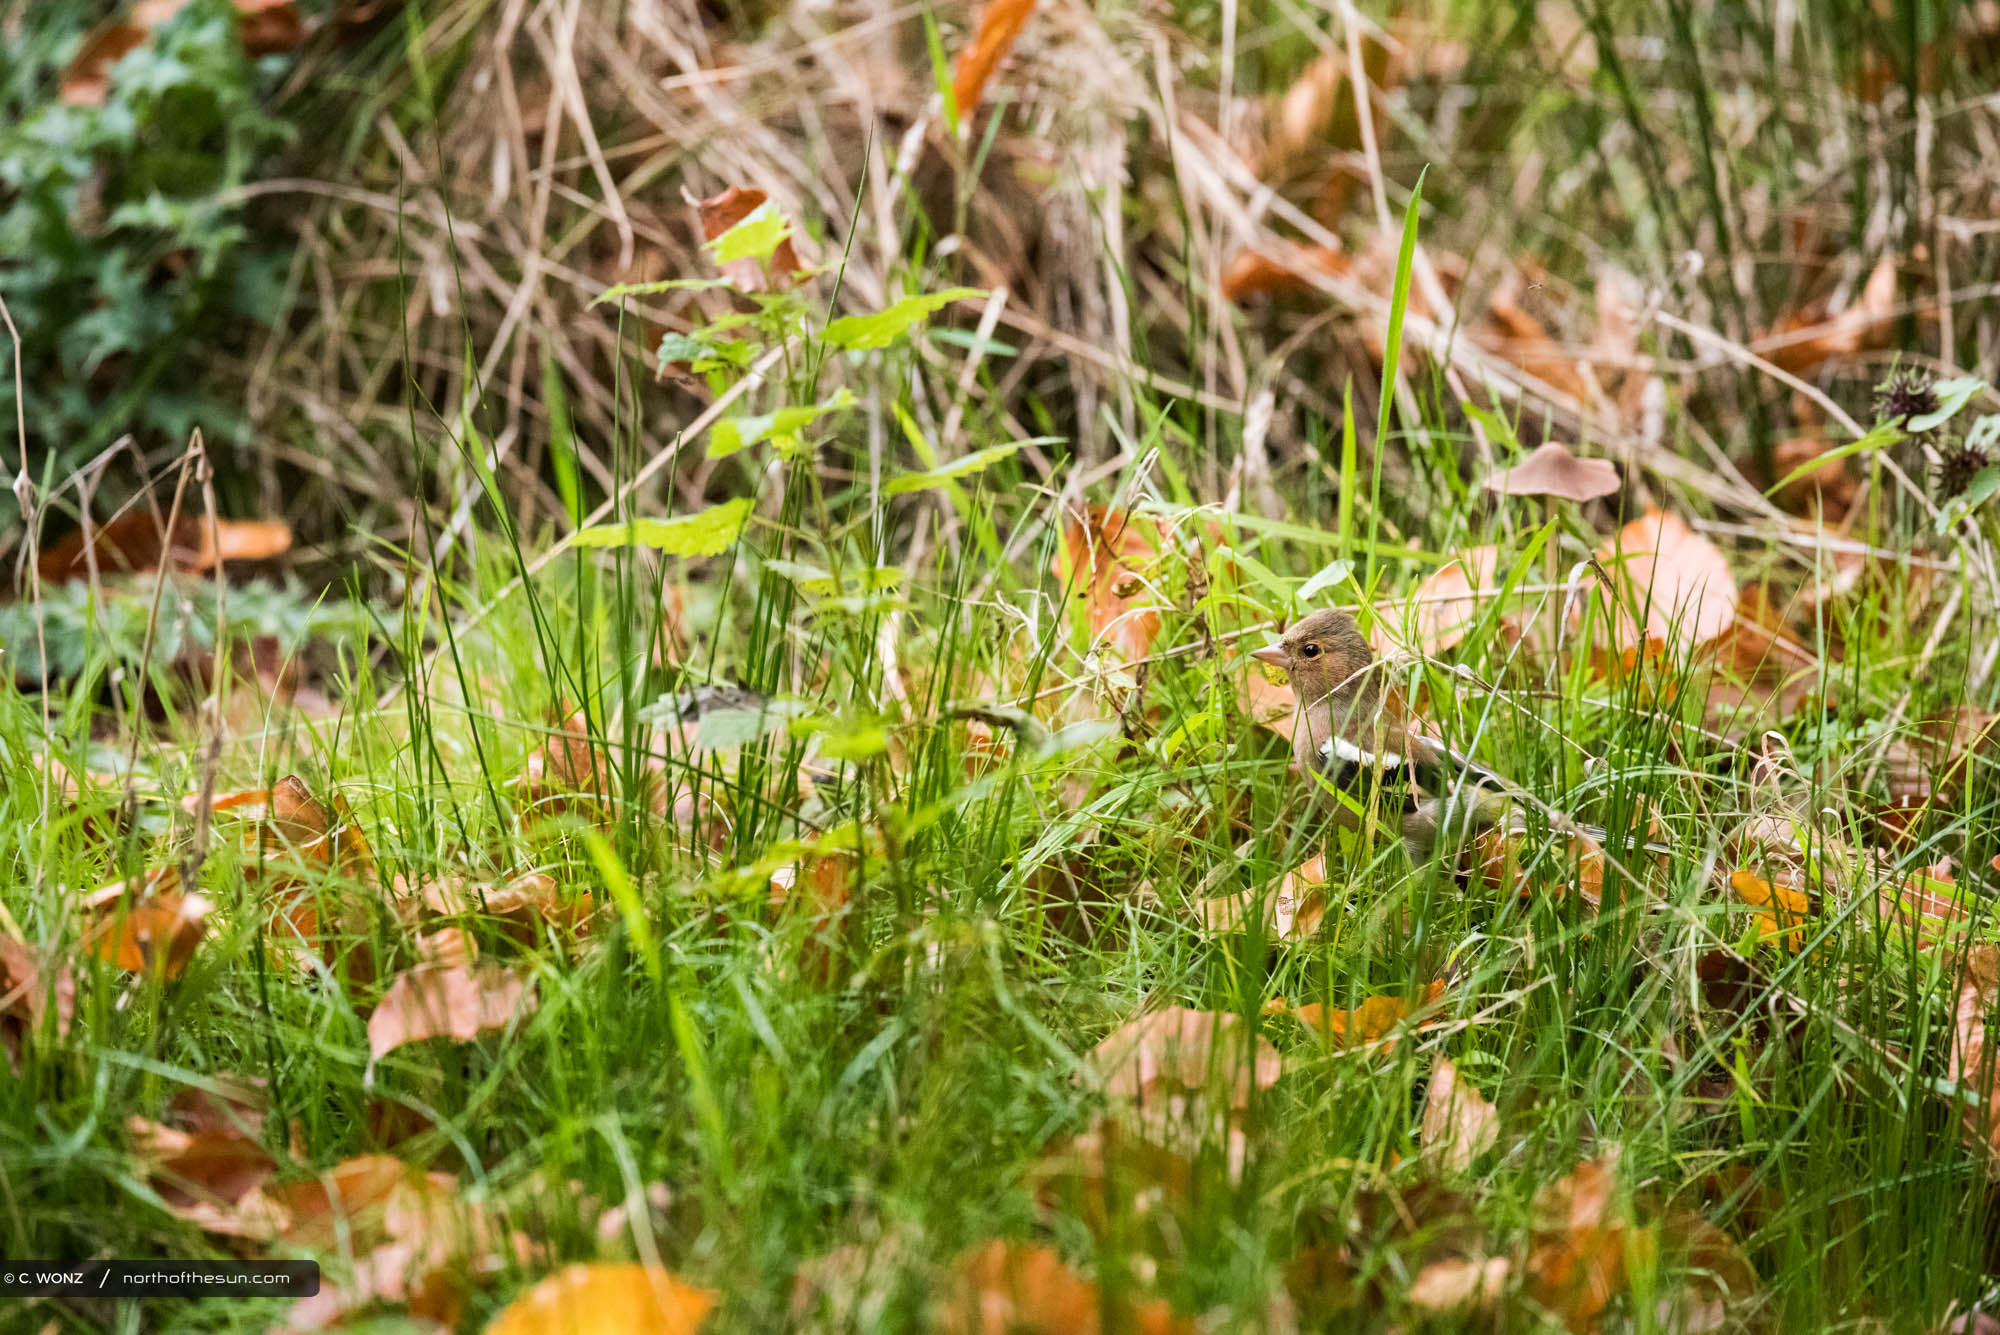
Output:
[
  {"left": 1251, "top": 607, "right": 1677, "bottom": 868},
  {"left": 1251, "top": 608, "right": 1510, "bottom": 855}
]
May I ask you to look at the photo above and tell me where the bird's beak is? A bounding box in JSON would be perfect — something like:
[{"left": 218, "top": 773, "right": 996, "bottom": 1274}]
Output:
[{"left": 1250, "top": 644, "right": 1288, "bottom": 668}]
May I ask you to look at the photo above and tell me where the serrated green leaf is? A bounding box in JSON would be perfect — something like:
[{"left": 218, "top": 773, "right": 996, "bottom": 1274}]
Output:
[
  {"left": 1908, "top": 377, "right": 1987, "bottom": 433},
  {"left": 708, "top": 203, "right": 791, "bottom": 265},
  {"left": 884, "top": 437, "right": 1052, "bottom": 495},
  {"left": 823, "top": 288, "right": 985, "bottom": 351},
  {"left": 765, "top": 559, "right": 905, "bottom": 598},
  {"left": 570, "top": 498, "right": 752, "bottom": 556},
  {"left": 592, "top": 277, "right": 732, "bottom": 307},
  {"left": 655, "top": 332, "right": 708, "bottom": 369},
  {"left": 710, "top": 389, "right": 855, "bottom": 459}
]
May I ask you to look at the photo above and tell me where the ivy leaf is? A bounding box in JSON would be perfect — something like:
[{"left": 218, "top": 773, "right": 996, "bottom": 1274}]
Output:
[
  {"left": 823, "top": 288, "right": 984, "bottom": 351},
  {"left": 710, "top": 389, "right": 854, "bottom": 459},
  {"left": 571, "top": 498, "right": 752, "bottom": 556}
]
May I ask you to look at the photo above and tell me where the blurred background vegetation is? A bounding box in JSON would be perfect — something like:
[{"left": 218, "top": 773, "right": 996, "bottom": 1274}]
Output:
[{"left": 3, "top": 0, "right": 1995, "bottom": 596}]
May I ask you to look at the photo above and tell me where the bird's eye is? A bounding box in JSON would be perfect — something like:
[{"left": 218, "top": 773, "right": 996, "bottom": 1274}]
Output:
[{"left": 1301, "top": 643, "right": 1320, "bottom": 658}]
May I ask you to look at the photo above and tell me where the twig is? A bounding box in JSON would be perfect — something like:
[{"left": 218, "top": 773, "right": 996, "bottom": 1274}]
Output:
[{"left": 0, "top": 284, "right": 48, "bottom": 932}]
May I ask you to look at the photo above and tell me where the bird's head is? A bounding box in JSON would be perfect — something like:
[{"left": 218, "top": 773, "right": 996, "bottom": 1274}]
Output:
[{"left": 1251, "top": 608, "right": 1376, "bottom": 707}]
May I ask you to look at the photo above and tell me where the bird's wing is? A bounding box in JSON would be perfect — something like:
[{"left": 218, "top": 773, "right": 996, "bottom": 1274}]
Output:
[
  {"left": 1313, "top": 734, "right": 1419, "bottom": 810},
  {"left": 1312, "top": 728, "right": 1514, "bottom": 816}
]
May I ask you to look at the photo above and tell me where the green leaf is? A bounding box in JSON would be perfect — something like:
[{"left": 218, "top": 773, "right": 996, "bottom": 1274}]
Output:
[
  {"left": 591, "top": 277, "right": 731, "bottom": 307},
  {"left": 765, "top": 559, "right": 905, "bottom": 600},
  {"left": 695, "top": 700, "right": 811, "bottom": 752},
  {"left": 928, "top": 329, "right": 1018, "bottom": 357},
  {"left": 1767, "top": 420, "right": 1903, "bottom": 496},
  {"left": 823, "top": 288, "right": 984, "bottom": 351},
  {"left": 1216, "top": 545, "right": 1292, "bottom": 605},
  {"left": 1940, "top": 463, "right": 2000, "bottom": 529},
  {"left": 1374, "top": 172, "right": 1425, "bottom": 468},
  {"left": 819, "top": 724, "right": 890, "bottom": 762},
  {"left": 923, "top": 6, "right": 960, "bottom": 138},
  {"left": 582, "top": 830, "right": 658, "bottom": 984},
  {"left": 1462, "top": 401, "right": 1521, "bottom": 453},
  {"left": 1296, "top": 557, "right": 1353, "bottom": 603},
  {"left": 570, "top": 498, "right": 752, "bottom": 556},
  {"left": 792, "top": 713, "right": 892, "bottom": 762},
  {"left": 708, "top": 203, "right": 791, "bottom": 265},
  {"left": 1907, "top": 377, "right": 1987, "bottom": 433},
  {"left": 1159, "top": 711, "right": 1218, "bottom": 762},
  {"left": 761, "top": 558, "right": 835, "bottom": 589},
  {"left": 1962, "top": 464, "right": 2000, "bottom": 510},
  {"left": 883, "top": 437, "right": 1052, "bottom": 495},
  {"left": 653, "top": 332, "right": 715, "bottom": 378},
  {"left": 710, "top": 389, "right": 855, "bottom": 459}
]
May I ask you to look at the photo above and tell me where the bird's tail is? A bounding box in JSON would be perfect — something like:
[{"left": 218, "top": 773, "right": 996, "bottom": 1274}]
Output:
[{"left": 1407, "top": 795, "right": 1672, "bottom": 859}]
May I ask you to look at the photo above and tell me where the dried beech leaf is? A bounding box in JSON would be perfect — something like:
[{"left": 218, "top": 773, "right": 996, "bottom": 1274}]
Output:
[{"left": 368, "top": 964, "right": 535, "bottom": 1061}]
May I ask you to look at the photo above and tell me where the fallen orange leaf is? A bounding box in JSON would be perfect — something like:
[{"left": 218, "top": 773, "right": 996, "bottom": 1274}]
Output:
[
  {"left": 0, "top": 936, "right": 73, "bottom": 1069},
  {"left": 1419, "top": 1056, "right": 1499, "bottom": 1173},
  {"left": 1770, "top": 437, "right": 1859, "bottom": 519},
  {"left": 367, "top": 963, "right": 534, "bottom": 1062},
  {"left": 1760, "top": 255, "right": 1897, "bottom": 376},
  {"left": 1052, "top": 505, "right": 1163, "bottom": 663},
  {"left": 1219, "top": 245, "right": 1350, "bottom": 302},
  {"left": 83, "top": 876, "right": 212, "bottom": 980},
  {"left": 1950, "top": 945, "right": 2000, "bottom": 1160},
  {"left": 1289, "top": 980, "right": 1445, "bottom": 1050},
  {"left": 1728, "top": 869, "right": 1810, "bottom": 951},
  {"left": 1580, "top": 510, "right": 1738, "bottom": 660},
  {"left": 940, "top": 1240, "right": 1187, "bottom": 1335},
  {"left": 1372, "top": 546, "right": 1502, "bottom": 656},
  {"left": 127, "top": 1112, "right": 279, "bottom": 1237},
  {"left": 1408, "top": 1255, "right": 1511, "bottom": 1314},
  {"left": 1478, "top": 289, "right": 1597, "bottom": 405},
  {"left": 1526, "top": 1153, "right": 1636, "bottom": 1333},
  {"left": 1198, "top": 855, "right": 1325, "bottom": 941},
  {"left": 38, "top": 510, "right": 292, "bottom": 582},
  {"left": 952, "top": 0, "right": 1038, "bottom": 117},
  {"left": 424, "top": 871, "right": 596, "bottom": 946},
  {"left": 266, "top": 1155, "right": 458, "bottom": 1252},
  {"left": 60, "top": 1, "right": 306, "bottom": 107},
  {"left": 1087, "top": 1007, "right": 1281, "bottom": 1109},
  {"left": 1235, "top": 654, "right": 1296, "bottom": 735},
  {"left": 486, "top": 1263, "right": 716, "bottom": 1335},
  {"left": 695, "top": 186, "right": 804, "bottom": 291}
]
